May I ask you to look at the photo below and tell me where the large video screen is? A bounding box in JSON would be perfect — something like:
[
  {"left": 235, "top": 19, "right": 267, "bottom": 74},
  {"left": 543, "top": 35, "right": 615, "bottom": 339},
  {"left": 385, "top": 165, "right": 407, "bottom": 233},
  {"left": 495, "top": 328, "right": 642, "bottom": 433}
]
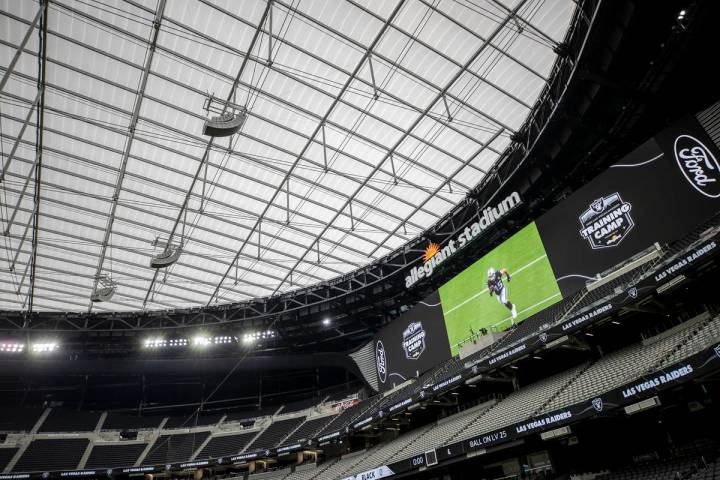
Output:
[
  {"left": 438, "top": 222, "right": 562, "bottom": 356},
  {"left": 374, "top": 291, "right": 451, "bottom": 391},
  {"left": 371, "top": 113, "right": 720, "bottom": 390},
  {"left": 536, "top": 116, "right": 720, "bottom": 295}
]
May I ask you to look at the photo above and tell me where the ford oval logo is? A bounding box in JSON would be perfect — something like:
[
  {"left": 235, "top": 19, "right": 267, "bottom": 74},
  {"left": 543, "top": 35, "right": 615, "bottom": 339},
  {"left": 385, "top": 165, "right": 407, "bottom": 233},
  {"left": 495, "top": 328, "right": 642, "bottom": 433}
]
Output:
[
  {"left": 376, "top": 340, "right": 387, "bottom": 383},
  {"left": 674, "top": 134, "right": 720, "bottom": 198}
]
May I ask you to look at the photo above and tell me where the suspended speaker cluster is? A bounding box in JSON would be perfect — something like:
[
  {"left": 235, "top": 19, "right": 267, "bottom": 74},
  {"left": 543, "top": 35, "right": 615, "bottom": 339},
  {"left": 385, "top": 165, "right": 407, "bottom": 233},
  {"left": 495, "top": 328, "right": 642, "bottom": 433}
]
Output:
[
  {"left": 150, "top": 242, "right": 182, "bottom": 269},
  {"left": 202, "top": 110, "right": 247, "bottom": 137},
  {"left": 91, "top": 275, "right": 117, "bottom": 303}
]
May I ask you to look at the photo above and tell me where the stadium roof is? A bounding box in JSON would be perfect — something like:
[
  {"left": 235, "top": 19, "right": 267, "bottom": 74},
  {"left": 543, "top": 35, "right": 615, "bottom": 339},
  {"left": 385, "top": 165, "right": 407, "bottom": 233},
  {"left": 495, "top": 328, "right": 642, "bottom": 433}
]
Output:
[{"left": 0, "top": 0, "right": 576, "bottom": 313}]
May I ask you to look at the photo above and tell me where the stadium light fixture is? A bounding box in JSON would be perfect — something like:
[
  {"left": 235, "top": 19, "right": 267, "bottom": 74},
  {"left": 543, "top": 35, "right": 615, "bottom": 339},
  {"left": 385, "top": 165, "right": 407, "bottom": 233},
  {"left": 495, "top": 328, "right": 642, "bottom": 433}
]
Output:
[
  {"left": 30, "top": 342, "right": 58, "bottom": 353},
  {"left": 192, "top": 335, "right": 212, "bottom": 348},
  {"left": 213, "top": 335, "right": 235, "bottom": 345},
  {"left": 0, "top": 342, "right": 24, "bottom": 353},
  {"left": 322, "top": 318, "right": 331, "bottom": 326},
  {"left": 242, "top": 330, "right": 276, "bottom": 344},
  {"left": 143, "top": 338, "right": 188, "bottom": 348},
  {"left": 143, "top": 338, "right": 167, "bottom": 348}
]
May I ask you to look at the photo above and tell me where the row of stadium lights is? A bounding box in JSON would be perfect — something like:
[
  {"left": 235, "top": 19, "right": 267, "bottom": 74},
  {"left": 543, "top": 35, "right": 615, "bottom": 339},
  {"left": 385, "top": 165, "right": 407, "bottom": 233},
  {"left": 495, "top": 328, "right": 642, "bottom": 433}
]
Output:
[
  {"left": 142, "top": 331, "right": 277, "bottom": 349},
  {"left": 0, "top": 342, "right": 59, "bottom": 354}
]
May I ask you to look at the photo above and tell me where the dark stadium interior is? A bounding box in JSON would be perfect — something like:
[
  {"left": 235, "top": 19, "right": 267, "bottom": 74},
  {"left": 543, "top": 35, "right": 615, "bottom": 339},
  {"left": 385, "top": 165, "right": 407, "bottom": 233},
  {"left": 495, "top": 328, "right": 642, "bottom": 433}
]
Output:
[{"left": 1, "top": 0, "right": 720, "bottom": 478}]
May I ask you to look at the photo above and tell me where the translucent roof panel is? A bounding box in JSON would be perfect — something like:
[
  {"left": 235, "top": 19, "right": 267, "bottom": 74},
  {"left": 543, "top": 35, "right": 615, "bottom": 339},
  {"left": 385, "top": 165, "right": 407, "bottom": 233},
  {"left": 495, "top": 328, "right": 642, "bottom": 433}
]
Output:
[{"left": 0, "top": 0, "right": 575, "bottom": 312}]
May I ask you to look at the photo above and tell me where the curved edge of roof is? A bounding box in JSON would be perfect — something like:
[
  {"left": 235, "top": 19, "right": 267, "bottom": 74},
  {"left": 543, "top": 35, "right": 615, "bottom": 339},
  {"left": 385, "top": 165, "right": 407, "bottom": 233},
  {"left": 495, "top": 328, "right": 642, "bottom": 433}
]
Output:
[{"left": 1, "top": 0, "right": 600, "bottom": 325}]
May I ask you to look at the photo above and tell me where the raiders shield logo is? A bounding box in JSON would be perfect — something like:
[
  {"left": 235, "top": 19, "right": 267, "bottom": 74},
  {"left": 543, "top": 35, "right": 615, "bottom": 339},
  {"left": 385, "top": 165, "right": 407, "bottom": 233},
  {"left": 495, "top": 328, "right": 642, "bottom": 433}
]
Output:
[
  {"left": 539, "top": 332, "right": 548, "bottom": 343},
  {"left": 592, "top": 397, "right": 603, "bottom": 412},
  {"left": 714, "top": 344, "right": 720, "bottom": 359},
  {"left": 579, "top": 193, "right": 634, "bottom": 249},
  {"left": 378, "top": 410, "right": 384, "bottom": 418},
  {"left": 402, "top": 321, "right": 426, "bottom": 359},
  {"left": 471, "top": 364, "right": 479, "bottom": 375},
  {"left": 106, "top": 469, "right": 113, "bottom": 476},
  {"left": 628, "top": 287, "right": 638, "bottom": 299},
  {"left": 419, "top": 390, "right": 426, "bottom": 399}
]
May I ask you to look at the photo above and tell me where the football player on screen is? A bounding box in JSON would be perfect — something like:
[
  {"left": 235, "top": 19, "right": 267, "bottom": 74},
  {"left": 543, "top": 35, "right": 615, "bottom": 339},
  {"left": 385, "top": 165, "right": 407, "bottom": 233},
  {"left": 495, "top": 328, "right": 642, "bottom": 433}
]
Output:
[{"left": 487, "top": 267, "right": 518, "bottom": 321}]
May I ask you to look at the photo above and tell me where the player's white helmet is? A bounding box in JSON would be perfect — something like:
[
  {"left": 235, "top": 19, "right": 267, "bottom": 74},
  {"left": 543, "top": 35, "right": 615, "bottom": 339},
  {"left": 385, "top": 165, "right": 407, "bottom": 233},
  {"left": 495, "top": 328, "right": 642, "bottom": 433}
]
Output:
[{"left": 487, "top": 267, "right": 496, "bottom": 279}]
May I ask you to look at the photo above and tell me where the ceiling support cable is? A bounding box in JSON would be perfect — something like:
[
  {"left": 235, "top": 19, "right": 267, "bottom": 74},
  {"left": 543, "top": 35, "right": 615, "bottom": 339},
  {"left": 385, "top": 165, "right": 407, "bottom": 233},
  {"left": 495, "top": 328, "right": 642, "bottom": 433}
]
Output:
[
  {"left": 321, "top": 123, "right": 328, "bottom": 172},
  {"left": 349, "top": 201, "right": 355, "bottom": 231},
  {"left": 267, "top": 1, "right": 273, "bottom": 66},
  {"left": 388, "top": 154, "right": 398, "bottom": 185},
  {"left": 143, "top": 0, "right": 274, "bottom": 308},
  {"left": 368, "top": 127, "right": 505, "bottom": 257},
  {"left": 285, "top": 177, "right": 290, "bottom": 224},
  {"left": 9, "top": 215, "right": 32, "bottom": 272},
  {"left": 5, "top": 153, "right": 39, "bottom": 234},
  {"left": 367, "top": 54, "right": 379, "bottom": 99},
  {"left": 2, "top": 8, "right": 491, "bottom": 207},
  {"left": 415, "top": 0, "right": 546, "bottom": 81},
  {"left": 488, "top": 0, "right": 557, "bottom": 46},
  {"left": 199, "top": 0, "right": 516, "bottom": 140},
  {"left": 272, "top": 1, "right": 528, "bottom": 289},
  {"left": 205, "top": 0, "right": 408, "bottom": 306},
  {"left": 27, "top": 0, "right": 48, "bottom": 317},
  {"left": 442, "top": 94, "right": 453, "bottom": 122},
  {"left": 17, "top": 253, "right": 31, "bottom": 299},
  {"left": 0, "top": 90, "right": 40, "bottom": 184},
  {"left": 89, "top": 0, "right": 167, "bottom": 312},
  {"left": 0, "top": 4, "right": 43, "bottom": 93},
  {"left": 200, "top": 150, "right": 208, "bottom": 214}
]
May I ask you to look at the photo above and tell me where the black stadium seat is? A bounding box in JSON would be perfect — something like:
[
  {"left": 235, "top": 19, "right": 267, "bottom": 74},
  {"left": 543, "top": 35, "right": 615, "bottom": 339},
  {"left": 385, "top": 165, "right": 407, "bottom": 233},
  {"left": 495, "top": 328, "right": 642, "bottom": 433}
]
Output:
[
  {"left": 13, "top": 438, "right": 89, "bottom": 472},
  {"left": 84, "top": 443, "right": 147, "bottom": 469}
]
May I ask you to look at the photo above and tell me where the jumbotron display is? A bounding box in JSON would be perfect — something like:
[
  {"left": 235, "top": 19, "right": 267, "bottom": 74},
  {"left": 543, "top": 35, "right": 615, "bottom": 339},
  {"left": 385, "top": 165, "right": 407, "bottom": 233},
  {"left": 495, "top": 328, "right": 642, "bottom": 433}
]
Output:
[
  {"left": 439, "top": 222, "right": 561, "bottom": 356},
  {"left": 374, "top": 115, "right": 720, "bottom": 390}
]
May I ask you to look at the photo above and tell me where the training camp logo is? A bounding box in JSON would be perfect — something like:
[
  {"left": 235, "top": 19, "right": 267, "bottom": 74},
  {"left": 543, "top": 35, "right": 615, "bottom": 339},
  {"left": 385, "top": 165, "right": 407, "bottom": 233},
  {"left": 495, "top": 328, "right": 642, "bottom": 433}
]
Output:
[
  {"left": 592, "top": 397, "right": 603, "bottom": 412},
  {"left": 376, "top": 340, "right": 387, "bottom": 384},
  {"left": 579, "top": 193, "right": 634, "bottom": 249},
  {"left": 402, "top": 321, "right": 426, "bottom": 360},
  {"left": 674, "top": 134, "right": 720, "bottom": 198}
]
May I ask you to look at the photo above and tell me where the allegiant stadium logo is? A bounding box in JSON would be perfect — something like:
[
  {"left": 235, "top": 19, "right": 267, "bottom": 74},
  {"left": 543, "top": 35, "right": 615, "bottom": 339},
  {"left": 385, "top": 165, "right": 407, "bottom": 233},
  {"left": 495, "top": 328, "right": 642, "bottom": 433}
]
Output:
[
  {"left": 404, "top": 192, "right": 521, "bottom": 289},
  {"left": 423, "top": 242, "right": 441, "bottom": 263}
]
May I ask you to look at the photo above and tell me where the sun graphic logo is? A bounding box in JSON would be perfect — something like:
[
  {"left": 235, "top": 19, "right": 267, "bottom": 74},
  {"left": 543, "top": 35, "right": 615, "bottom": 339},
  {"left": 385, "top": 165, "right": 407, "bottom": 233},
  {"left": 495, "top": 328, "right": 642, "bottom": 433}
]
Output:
[{"left": 423, "top": 242, "right": 441, "bottom": 263}]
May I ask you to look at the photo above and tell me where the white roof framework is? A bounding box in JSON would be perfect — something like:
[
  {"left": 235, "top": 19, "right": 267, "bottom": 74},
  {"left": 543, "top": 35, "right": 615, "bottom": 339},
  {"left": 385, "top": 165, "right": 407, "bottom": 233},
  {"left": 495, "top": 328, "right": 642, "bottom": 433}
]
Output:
[{"left": 0, "top": 0, "right": 576, "bottom": 312}]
